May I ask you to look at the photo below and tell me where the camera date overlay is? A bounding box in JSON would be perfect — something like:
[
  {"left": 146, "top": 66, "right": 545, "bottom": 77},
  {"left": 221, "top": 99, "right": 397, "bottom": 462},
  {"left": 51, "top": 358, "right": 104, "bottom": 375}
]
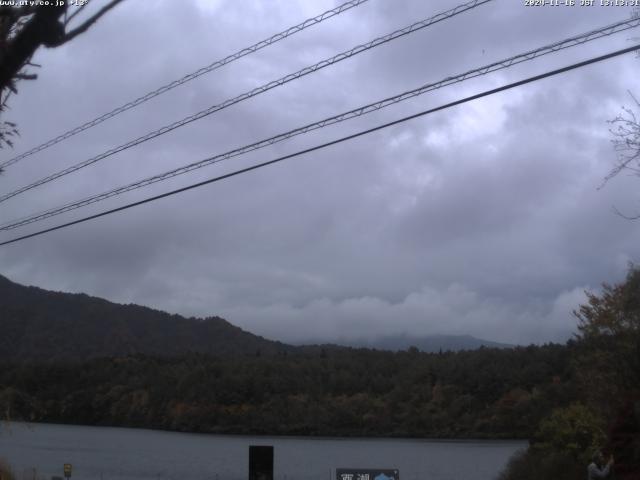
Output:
[
  {"left": 525, "top": 0, "right": 640, "bottom": 6},
  {"left": 0, "top": 0, "right": 88, "bottom": 6}
]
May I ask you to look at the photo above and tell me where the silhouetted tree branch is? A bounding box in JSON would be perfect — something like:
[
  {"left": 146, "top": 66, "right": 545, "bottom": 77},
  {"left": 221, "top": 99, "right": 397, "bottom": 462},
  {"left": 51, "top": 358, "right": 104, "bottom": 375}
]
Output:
[
  {"left": 60, "top": 0, "right": 123, "bottom": 45},
  {"left": 0, "top": 1, "right": 125, "bottom": 153},
  {"left": 605, "top": 92, "right": 640, "bottom": 219}
]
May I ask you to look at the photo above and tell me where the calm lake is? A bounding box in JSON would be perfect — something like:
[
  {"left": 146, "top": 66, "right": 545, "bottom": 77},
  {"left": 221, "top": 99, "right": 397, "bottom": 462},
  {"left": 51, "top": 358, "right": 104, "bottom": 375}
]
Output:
[{"left": 0, "top": 422, "right": 525, "bottom": 480}]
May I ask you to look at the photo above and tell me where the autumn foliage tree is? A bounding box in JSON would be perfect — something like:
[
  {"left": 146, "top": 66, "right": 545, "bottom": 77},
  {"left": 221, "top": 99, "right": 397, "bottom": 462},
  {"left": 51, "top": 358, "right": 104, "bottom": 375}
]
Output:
[
  {"left": 533, "top": 404, "right": 606, "bottom": 464},
  {"left": 573, "top": 265, "right": 640, "bottom": 415},
  {"left": 572, "top": 266, "right": 640, "bottom": 478},
  {"left": 500, "top": 267, "right": 640, "bottom": 480}
]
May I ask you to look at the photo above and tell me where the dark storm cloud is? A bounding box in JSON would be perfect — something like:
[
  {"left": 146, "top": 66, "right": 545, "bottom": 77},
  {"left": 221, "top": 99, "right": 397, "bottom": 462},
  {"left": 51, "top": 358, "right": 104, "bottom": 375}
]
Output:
[{"left": 1, "top": 0, "right": 639, "bottom": 345}]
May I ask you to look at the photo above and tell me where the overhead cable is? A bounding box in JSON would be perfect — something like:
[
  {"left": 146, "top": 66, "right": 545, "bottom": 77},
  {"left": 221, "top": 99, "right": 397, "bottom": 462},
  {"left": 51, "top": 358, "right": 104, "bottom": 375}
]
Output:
[
  {"left": 1, "top": 43, "right": 638, "bottom": 247},
  {"left": 2, "top": 16, "right": 638, "bottom": 232},
  {"left": 0, "top": 0, "right": 492, "bottom": 204},
  {"left": 0, "top": 0, "right": 372, "bottom": 170}
]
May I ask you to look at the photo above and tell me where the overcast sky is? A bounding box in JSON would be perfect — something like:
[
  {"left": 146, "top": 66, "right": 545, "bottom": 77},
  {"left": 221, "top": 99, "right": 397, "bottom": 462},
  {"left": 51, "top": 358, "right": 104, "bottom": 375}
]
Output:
[{"left": 1, "top": 0, "right": 639, "bottom": 345}]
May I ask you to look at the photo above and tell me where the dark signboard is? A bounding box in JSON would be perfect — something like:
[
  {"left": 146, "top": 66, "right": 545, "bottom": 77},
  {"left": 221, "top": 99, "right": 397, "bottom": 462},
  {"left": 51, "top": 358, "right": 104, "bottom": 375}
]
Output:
[
  {"left": 249, "top": 445, "right": 274, "bottom": 480},
  {"left": 336, "top": 469, "right": 399, "bottom": 480}
]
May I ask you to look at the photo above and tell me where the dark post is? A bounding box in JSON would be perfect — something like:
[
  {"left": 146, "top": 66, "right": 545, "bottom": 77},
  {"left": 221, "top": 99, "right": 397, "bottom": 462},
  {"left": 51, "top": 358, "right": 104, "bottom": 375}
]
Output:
[{"left": 249, "top": 445, "right": 274, "bottom": 480}]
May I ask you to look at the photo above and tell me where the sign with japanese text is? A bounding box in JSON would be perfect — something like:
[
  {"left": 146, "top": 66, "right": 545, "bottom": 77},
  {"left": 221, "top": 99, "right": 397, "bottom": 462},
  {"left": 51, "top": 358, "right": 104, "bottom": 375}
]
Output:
[{"left": 336, "top": 469, "right": 399, "bottom": 480}]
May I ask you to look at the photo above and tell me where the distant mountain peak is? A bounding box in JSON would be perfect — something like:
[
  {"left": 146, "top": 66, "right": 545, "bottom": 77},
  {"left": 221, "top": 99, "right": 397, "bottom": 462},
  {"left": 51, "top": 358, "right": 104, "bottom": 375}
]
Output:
[{"left": 332, "top": 334, "right": 513, "bottom": 352}]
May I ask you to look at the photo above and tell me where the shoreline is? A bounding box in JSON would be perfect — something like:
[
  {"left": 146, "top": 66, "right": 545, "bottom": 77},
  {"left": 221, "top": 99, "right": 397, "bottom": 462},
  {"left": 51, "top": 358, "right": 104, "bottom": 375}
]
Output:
[{"left": 2, "top": 420, "right": 528, "bottom": 444}]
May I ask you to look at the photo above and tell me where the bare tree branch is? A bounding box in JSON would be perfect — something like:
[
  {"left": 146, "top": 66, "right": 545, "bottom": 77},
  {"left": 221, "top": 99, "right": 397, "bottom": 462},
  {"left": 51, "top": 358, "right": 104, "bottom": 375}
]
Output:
[
  {"left": 0, "top": 1, "right": 125, "bottom": 151},
  {"left": 613, "top": 205, "right": 640, "bottom": 221},
  {"left": 14, "top": 72, "right": 37, "bottom": 80},
  {"left": 60, "top": 0, "right": 125, "bottom": 44},
  {"left": 603, "top": 92, "right": 640, "bottom": 185},
  {"left": 64, "top": 2, "right": 90, "bottom": 27},
  {"left": 604, "top": 91, "right": 640, "bottom": 219}
]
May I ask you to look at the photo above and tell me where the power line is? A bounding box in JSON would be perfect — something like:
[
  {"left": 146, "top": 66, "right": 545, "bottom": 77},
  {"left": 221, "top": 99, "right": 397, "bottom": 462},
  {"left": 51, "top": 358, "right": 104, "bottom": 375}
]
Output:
[
  {"left": 1, "top": 43, "right": 637, "bottom": 248},
  {"left": 2, "top": 16, "right": 638, "bottom": 232},
  {"left": 0, "top": 0, "right": 492, "bottom": 205},
  {"left": 0, "top": 0, "right": 372, "bottom": 170}
]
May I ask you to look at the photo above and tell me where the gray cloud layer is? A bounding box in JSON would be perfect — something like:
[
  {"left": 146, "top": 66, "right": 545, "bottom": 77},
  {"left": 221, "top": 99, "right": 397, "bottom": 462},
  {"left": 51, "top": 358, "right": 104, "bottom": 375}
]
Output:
[{"left": 1, "top": 0, "right": 639, "bottom": 344}]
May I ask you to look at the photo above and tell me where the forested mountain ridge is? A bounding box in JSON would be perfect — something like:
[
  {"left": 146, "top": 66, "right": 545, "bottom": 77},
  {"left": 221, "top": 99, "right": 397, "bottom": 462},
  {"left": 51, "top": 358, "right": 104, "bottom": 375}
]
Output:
[
  {"left": 0, "top": 274, "right": 293, "bottom": 360},
  {"left": 0, "top": 273, "right": 575, "bottom": 440},
  {"left": 0, "top": 274, "right": 514, "bottom": 360}
]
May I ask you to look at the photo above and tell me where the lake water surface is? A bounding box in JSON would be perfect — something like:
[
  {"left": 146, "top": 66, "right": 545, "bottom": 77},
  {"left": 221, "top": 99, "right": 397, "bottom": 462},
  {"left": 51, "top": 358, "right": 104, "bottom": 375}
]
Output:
[{"left": 1, "top": 423, "right": 525, "bottom": 480}]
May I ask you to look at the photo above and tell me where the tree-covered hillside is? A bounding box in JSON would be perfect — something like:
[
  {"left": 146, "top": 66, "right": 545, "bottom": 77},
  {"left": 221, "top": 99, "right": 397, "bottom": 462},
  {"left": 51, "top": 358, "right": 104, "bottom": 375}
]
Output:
[
  {"left": 0, "top": 343, "right": 572, "bottom": 438},
  {"left": 0, "top": 274, "right": 293, "bottom": 360}
]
